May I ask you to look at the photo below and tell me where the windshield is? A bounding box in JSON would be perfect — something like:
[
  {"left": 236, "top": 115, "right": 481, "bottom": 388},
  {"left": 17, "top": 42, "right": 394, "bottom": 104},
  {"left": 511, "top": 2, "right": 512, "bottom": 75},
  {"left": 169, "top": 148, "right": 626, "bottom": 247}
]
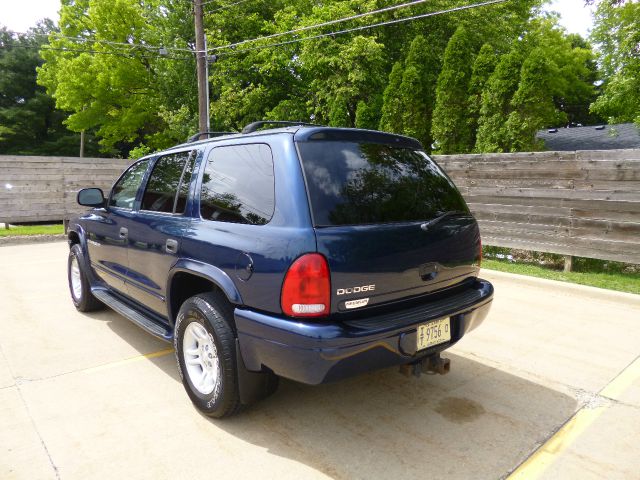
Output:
[{"left": 297, "top": 141, "right": 468, "bottom": 226}]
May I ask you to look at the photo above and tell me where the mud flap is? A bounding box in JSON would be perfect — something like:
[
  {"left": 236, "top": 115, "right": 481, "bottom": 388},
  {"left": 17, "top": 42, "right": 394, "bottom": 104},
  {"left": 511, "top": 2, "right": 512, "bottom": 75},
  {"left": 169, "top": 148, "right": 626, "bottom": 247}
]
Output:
[{"left": 235, "top": 339, "right": 275, "bottom": 405}]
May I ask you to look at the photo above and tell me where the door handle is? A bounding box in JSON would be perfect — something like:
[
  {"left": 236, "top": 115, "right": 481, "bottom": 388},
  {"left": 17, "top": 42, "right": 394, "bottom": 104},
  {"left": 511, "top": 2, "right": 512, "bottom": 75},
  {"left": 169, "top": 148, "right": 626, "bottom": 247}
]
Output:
[
  {"left": 166, "top": 238, "right": 178, "bottom": 254},
  {"left": 119, "top": 227, "right": 128, "bottom": 239}
]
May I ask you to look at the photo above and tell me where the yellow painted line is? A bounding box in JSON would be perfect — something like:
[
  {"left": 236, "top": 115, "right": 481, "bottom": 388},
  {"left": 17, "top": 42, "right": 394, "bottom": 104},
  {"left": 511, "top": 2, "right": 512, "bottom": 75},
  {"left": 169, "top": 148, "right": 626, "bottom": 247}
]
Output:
[
  {"left": 600, "top": 356, "right": 640, "bottom": 401},
  {"left": 508, "top": 406, "right": 606, "bottom": 479},
  {"left": 83, "top": 348, "right": 174, "bottom": 374},
  {"left": 508, "top": 355, "right": 640, "bottom": 480}
]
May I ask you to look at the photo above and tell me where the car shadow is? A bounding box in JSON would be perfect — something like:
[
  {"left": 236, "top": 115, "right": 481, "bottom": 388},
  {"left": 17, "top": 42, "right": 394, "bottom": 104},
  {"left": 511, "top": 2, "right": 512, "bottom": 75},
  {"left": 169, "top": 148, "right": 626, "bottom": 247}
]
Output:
[{"left": 93, "top": 309, "right": 576, "bottom": 480}]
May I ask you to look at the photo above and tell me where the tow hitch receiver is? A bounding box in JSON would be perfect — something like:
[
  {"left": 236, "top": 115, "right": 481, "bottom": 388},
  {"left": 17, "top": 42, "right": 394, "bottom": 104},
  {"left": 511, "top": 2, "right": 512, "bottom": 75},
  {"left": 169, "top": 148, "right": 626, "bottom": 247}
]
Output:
[{"left": 399, "top": 354, "right": 451, "bottom": 378}]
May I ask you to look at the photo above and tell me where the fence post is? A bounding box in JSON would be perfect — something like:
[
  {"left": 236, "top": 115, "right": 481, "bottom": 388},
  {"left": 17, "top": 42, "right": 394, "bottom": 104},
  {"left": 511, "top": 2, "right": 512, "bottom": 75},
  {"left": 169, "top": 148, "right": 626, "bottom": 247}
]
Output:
[{"left": 563, "top": 255, "right": 573, "bottom": 273}]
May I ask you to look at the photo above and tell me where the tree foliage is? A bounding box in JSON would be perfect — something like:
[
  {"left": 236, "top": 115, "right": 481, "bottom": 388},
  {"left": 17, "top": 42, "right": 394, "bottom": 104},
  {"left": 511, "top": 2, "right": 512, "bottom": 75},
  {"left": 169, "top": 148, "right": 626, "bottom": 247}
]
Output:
[
  {"left": 475, "top": 46, "right": 524, "bottom": 152},
  {"left": 378, "top": 35, "right": 439, "bottom": 148},
  {"left": 475, "top": 17, "right": 598, "bottom": 152},
  {"left": 0, "top": 22, "right": 100, "bottom": 155},
  {"left": 505, "top": 48, "right": 562, "bottom": 151},
  {"left": 378, "top": 61, "right": 405, "bottom": 136},
  {"left": 467, "top": 43, "right": 497, "bottom": 144},
  {"left": 38, "top": 0, "right": 197, "bottom": 155},
  {"left": 31, "top": 0, "right": 613, "bottom": 157},
  {"left": 590, "top": 0, "right": 640, "bottom": 126},
  {"left": 431, "top": 26, "right": 474, "bottom": 154}
]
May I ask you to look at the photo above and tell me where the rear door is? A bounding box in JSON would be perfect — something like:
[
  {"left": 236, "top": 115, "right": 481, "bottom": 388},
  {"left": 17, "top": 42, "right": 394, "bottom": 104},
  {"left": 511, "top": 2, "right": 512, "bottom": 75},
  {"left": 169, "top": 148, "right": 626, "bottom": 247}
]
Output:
[
  {"left": 125, "top": 150, "right": 197, "bottom": 316},
  {"left": 295, "top": 132, "right": 481, "bottom": 313},
  {"left": 85, "top": 159, "right": 150, "bottom": 293}
]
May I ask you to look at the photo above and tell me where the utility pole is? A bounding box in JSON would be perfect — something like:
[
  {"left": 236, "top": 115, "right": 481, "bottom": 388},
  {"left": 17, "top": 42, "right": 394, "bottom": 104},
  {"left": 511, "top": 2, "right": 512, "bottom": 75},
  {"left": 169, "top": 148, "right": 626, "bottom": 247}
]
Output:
[
  {"left": 194, "top": 0, "right": 210, "bottom": 137},
  {"left": 79, "top": 130, "right": 85, "bottom": 158}
]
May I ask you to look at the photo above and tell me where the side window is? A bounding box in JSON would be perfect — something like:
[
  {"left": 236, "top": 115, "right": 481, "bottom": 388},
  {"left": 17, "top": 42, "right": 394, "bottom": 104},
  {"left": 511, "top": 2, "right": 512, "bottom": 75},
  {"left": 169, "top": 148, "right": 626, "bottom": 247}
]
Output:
[
  {"left": 109, "top": 160, "right": 150, "bottom": 209},
  {"left": 175, "top": 153, "right": 195, "bottom": 213},
  {"left": 200, "top": 144, "right": 275, "bottom": 225},
  {"left": 141, "top": 151, "right": 194, "bottom": 214}
]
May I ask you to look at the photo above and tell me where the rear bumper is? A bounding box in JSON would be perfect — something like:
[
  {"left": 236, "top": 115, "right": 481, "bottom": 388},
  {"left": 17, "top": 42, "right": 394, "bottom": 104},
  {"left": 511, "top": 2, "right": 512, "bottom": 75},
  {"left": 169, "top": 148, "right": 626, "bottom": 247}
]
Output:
[{"left": 235, "top": 279, "right": 493, "bottom": 384}]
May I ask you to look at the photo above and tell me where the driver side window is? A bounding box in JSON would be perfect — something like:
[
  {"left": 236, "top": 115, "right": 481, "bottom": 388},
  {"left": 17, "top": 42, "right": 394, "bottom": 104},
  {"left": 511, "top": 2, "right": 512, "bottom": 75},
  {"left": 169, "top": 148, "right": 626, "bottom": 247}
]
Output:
[{"left": 109, "top": 160, "right": 150, "bottom": 209}]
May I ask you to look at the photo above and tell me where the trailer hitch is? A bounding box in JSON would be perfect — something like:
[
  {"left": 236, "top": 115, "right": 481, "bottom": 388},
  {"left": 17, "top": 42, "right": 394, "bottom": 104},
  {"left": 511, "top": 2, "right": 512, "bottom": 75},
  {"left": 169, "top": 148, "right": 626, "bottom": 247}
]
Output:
[{"left": 399, "top": 354, "right": 451, "bottom": 378}]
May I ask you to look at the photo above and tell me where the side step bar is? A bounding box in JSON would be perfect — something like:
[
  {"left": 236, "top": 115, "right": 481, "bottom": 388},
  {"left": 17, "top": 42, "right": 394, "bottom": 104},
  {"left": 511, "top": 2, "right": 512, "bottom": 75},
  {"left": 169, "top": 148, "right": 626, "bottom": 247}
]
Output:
[{"left": 93, "top": 289, "right": 173, "bottom": 342}]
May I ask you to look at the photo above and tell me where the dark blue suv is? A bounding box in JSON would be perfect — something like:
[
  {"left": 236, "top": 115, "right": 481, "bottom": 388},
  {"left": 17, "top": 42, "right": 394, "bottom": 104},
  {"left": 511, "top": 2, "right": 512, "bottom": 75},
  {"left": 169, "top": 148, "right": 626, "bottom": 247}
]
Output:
[{"left": 68, "top": 122, "right": 493, "bottom": 417}]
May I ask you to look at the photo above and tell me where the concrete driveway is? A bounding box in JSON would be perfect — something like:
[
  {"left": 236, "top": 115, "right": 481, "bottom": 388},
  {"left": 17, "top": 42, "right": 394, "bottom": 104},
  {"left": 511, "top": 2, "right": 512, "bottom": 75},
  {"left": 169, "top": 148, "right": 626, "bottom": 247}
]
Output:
[{"left": 1, "top": 242, "right": 639, "bottom": 480}]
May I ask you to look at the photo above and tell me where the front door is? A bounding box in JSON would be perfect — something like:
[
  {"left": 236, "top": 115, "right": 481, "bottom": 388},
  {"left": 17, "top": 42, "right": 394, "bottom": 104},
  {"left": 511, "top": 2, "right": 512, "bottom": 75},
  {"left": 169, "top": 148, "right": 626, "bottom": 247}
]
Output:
[{"left": 85, "top": 159, "right": 151, "bottom": 293}]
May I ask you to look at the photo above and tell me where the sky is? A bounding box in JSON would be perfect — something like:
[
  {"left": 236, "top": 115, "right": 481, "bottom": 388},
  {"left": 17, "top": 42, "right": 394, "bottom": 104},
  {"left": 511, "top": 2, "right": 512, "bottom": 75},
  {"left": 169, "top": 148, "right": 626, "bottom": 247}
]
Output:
[{"left": 1, "top": 0, "right": 596, "bottom": 37}]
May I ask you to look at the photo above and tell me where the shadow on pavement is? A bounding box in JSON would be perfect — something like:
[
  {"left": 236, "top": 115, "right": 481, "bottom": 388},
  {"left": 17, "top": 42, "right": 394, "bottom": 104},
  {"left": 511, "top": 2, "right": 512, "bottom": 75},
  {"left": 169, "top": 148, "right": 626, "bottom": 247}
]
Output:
[{"left": 94, "top": 309, "right": 576, "bottom": 480}]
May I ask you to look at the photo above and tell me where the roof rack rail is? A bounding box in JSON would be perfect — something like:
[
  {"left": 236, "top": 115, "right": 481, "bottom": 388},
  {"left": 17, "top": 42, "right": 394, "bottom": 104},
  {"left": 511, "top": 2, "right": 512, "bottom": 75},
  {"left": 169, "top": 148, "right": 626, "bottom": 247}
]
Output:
[
  {"left": 241, "top": 121, "right": 318, "bottom": 134},
  {"left": 187, "top": 131, "right": 235, "bottom": 143}
]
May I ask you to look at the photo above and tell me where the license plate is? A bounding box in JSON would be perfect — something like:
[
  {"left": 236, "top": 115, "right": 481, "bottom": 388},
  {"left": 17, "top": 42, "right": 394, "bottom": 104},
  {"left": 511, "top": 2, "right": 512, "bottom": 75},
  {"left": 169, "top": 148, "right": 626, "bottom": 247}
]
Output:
[{"left": 417, "top": 318, "right": 451, "bottom": 351}]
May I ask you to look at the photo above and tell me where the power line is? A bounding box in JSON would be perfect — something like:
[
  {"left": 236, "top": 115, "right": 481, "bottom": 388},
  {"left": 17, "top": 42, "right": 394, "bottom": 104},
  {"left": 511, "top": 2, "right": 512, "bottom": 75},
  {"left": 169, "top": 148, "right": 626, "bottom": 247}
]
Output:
[
  {"left": 199, "top": 0, "right": 257, "bottom": 12},
  {"left": 0, "top": 43, "right": 192, "bottom": 61},
  {"left": 218, "top": 0, "right": 509, "bottom": 56},
  {"left": 8, "top": 30, "right": 195, "bottom": 54},
  {"left": 210, "top": 0, "right": 432, "bottom": 52}
]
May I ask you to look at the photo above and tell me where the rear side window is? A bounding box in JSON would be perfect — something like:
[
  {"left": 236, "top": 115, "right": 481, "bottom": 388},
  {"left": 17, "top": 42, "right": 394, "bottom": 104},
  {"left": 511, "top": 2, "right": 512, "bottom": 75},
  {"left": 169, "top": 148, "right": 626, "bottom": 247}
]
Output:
[
  {"left": 200, "top": 144, "right": 275, "bottom": 225},
  {"left": 109, "top": 159, "right": 150, "bottom": 209},
  {"left": 297, "top": 141, "right": 468, "bottom": 226},
  {"left": 141, "top": 152, "right": 195, "bottom": 214}
]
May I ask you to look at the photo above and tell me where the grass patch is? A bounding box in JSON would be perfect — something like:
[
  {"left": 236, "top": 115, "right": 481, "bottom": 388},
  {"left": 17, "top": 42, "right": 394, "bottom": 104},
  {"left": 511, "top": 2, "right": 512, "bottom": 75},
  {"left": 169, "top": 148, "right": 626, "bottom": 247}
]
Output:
[
  {"left": 482, "top": 258, "right": 640, "bottom": 295},
  {"left": 0, "top": 224, "right": 64, "bottom": 237}
]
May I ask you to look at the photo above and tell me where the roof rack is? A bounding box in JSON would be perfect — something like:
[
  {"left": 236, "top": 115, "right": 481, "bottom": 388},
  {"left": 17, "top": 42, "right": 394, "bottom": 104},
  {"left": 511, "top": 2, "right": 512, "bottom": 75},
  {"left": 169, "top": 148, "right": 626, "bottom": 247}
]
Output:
[
  {"left": 241, "top": 121, "right": 318, "bottom": 134},
  {"left": 187, "top": 131, "right": 236, "bottom": 143}
]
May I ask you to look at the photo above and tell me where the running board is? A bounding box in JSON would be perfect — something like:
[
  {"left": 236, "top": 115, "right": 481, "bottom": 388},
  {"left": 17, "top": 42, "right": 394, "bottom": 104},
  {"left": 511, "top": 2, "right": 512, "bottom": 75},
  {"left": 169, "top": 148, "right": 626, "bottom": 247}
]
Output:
[{"left": 93, "top": 289, "right": 173, "bottom": 342}]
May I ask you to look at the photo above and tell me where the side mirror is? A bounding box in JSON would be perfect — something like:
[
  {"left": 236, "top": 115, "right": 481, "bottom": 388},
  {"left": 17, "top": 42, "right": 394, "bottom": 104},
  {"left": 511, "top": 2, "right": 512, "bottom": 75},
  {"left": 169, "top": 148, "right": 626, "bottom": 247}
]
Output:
[{"left": 77, "top": 188, "right": 106, "bottom": 208}]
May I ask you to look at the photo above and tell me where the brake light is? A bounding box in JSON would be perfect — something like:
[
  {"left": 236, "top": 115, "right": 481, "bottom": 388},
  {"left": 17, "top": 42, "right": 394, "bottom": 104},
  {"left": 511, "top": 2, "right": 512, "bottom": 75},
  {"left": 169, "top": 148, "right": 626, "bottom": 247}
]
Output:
[{"left": 281, "top": 253, "right": 330, "bottom": 317}]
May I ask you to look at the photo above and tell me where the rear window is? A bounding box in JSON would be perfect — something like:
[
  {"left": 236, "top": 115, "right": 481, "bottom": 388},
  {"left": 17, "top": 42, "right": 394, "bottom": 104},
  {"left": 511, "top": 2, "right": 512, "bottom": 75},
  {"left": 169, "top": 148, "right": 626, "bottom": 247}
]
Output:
[{"left": 297, "top": 141, "right": 467, "bottom": 226}]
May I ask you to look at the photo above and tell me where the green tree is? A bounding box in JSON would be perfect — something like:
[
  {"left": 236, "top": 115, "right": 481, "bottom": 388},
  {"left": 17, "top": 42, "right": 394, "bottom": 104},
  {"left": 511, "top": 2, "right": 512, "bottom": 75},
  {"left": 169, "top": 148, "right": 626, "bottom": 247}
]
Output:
[
  {"left": 476, "top": 18, "right": 597, "bottom": 152},
  {"left": 564, "top": 33, "right": 601, "bottom": 125},
  {"left": 34, "top": 0, "right": 544, "bottom": 153},
  {"left": 379, "top": 35, "right": 438, "bottom": 149},
  {"left": 37, "top": 0, "right": 197, "bottom": 155},
  {"left": 379, "top": 61, "right": 405, "bottom": 134},
  {"left": 400, "top": 35, "right": 439, "bottom": 148},
  {"left": 399, "top": 66, "right": 428, "bottom": 143},
  {"left": 355, "top": 95, "right": 382, "bottom": 130},
  {"left": 306, "top": 35, "right": 386, "bottom": 127},
  {"left": 431, "top": 26, "right": 474, "bottom": 153},
  {"left": 475, "top": 46, "right": 524, "bottom": 152},
  {"left": 590, "top": 0, "right": 640, "bottom": 126},
  {"left": 0, "top": 23, "right": 100, "bottom": 155},
  {"left": 467, "top": 43, "right": 497, "bottom": 145},
  {"left": 505, "top": 48, "right": 563, "bottom": 151}
]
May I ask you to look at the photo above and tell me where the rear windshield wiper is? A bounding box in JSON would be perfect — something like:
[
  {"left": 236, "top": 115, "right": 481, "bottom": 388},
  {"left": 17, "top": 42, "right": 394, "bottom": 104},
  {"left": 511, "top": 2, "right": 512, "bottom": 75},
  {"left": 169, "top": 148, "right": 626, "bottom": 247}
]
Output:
[{"left": 420, "top": 210, "right": 469, "bottom": 231}]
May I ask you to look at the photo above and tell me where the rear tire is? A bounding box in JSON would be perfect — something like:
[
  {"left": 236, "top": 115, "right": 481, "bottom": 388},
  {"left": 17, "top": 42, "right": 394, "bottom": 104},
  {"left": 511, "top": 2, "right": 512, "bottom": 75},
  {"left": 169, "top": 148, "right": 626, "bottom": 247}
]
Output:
[
  {"left": 68, "top": 244, "right": 103, "bottom": 312},
  {"left": 174, "top": 292, "right": 243, "bottom": 418}
]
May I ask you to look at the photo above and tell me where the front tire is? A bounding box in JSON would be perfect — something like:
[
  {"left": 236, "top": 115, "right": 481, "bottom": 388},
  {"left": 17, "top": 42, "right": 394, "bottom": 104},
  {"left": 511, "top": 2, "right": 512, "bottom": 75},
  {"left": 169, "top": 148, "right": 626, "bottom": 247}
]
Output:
[
  {"left": 174, "top": 292, "right": 243, "bottom": 418},
  {"left": 68, "top": 244, "right": 103, "bottom": 312}
]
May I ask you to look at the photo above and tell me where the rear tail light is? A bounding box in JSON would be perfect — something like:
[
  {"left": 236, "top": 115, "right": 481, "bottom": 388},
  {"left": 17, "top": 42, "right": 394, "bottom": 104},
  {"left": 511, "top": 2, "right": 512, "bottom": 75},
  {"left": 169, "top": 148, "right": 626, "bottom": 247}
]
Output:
[{"left": 281, "top": 253, "right": 330, "bottom": 317}]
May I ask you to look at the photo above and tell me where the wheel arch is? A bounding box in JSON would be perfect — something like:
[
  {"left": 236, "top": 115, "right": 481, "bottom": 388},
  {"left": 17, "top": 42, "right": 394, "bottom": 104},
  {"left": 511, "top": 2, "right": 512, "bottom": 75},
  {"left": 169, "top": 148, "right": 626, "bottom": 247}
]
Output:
[
  {"left": 167, "top": 259, "right": 243, "bottom": 326},
  {"left": 68, "top": 229, "right": 81, "bottom": 246},
  {"left": 67, "top": 225, "right": 92, "bottom": 272}
]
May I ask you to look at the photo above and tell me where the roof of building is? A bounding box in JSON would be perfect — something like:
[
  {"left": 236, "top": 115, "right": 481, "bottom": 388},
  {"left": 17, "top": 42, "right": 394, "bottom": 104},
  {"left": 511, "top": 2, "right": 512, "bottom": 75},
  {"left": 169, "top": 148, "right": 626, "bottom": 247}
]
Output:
[{"left": 536, "top": 123, "right": 640, "bottom": 151}]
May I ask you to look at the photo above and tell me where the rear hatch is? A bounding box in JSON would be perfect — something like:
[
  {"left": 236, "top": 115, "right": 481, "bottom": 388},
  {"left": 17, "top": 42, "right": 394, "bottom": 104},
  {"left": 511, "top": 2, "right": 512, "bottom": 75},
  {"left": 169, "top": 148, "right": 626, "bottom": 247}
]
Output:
[{"left": 295, "top": 129, "right": 481, "bottom": 314}]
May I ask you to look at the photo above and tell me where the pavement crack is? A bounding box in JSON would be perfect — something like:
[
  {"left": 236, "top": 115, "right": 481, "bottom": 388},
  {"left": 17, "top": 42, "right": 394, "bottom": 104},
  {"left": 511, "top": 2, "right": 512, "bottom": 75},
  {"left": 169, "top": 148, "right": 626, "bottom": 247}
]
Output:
[
  {"left": 0, "top": 342, "right": 61, "bottom": 479},
  {"left": 15, "top": 386, "right": 61, "bottom": 480}
]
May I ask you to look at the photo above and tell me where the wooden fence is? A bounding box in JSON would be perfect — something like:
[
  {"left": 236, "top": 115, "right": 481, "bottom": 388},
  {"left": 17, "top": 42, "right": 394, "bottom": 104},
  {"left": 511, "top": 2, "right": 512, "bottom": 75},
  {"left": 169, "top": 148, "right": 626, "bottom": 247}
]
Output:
[
  {"left": 1, "top": 150, "right": 639, "bottom": 265},
  {"left": 0, "top": 156, "right": 131, "bottom": 224},
  {"left": 434, "top": 149, "right": 640, "bottom": 265}
]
